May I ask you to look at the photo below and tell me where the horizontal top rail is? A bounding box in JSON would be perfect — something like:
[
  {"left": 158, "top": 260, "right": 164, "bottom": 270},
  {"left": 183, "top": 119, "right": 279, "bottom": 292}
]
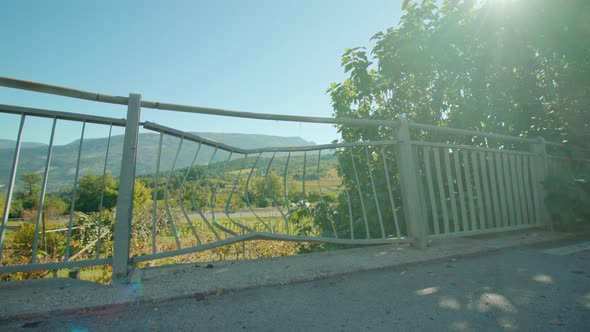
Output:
[
  {"left": 408, "top": 122, "right": 541, "bottom": 144},
  {"left": 144, "top": 121, "right": 399, "bottom": 154},
  {"left": 0, "top": 76, "right": 399, "bottom": 128},
  {"left": 410, "top": 140, "right": 537, "bottom": 156},
  {"left": 0, "top": 104, "right": 127, "bottom": 126},
  {"left": 140, "top": 100, "right": 401, "bottom": 128},
  {"left": 0, "top": 77, "right": 129, "bottom": 105},
  {"left": 0, "top": 76, "right": 569, "bottom": 146}
]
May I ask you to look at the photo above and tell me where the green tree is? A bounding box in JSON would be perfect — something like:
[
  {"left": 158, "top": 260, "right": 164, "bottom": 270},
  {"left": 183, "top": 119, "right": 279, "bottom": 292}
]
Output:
[
  {"left": 329, "top": 0, "right": 589, "bottom": 143},
  {"left": 75, "top": 173, "right": 118, "bottom": 213},
  {"left": 249, "top": 172, "right": 284, "bottom": 207},
  {"left": 325, "top": 0, "right": 590, "bottom": 238},
  {"left": 16, "top": 173, "right": 42, "bottom": 211}
]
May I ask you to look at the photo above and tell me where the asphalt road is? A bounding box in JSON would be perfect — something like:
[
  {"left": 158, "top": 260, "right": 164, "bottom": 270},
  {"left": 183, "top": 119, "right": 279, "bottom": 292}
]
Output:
[{"left": 2, "top": 241, "right": 589, "bottom": 332}]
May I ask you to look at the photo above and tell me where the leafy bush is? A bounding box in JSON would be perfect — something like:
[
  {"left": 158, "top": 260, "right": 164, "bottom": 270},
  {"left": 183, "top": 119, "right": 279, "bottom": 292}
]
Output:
[{"left": 544, "top": 164, "right": 590, "bottom": 228}]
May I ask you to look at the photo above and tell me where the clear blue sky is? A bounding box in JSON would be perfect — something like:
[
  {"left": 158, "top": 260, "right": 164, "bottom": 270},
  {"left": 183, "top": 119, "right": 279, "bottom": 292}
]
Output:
[{"left": 0, "top": 0, "right": 403, "bottom": 145}]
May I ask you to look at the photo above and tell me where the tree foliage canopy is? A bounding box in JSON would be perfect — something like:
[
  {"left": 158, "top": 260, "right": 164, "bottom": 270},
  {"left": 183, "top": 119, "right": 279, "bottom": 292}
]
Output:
[{"left": 329, "top": 0, "right": 590, "bottom": 146}]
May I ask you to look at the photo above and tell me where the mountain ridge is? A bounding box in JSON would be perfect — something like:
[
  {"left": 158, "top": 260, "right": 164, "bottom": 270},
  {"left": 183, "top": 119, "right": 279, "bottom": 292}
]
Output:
[{"left": 0, "top": 132, "right": 315, "bottom": 191}]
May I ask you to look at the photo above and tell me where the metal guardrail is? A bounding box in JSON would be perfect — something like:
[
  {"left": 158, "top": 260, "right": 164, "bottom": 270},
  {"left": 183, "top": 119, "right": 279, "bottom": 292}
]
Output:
[
  {"left": 0, "top": 76, "right": 576, "bottom": 281},
  {"left": 0, "top": 105, "right": 124, "bottom": 275}
]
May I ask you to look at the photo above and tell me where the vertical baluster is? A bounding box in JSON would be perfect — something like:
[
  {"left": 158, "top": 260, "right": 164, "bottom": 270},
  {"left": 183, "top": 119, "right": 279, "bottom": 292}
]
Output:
[
  {"left": 264, "top": 152, "right": 288, "bottom": 234},
  {"left": 423, "top": 147, "right": 439, "bottom": 235},
  {"left": 224, "top": 154, "right": 252, "bottom": 234},
  {"left": 515, "top": 154, "right": 529, "bottom": 225},
  {"left": 444, "top": 149, "right": 460, "bottom": 232},
  {"left": 495, "top": 153, "right": 509, "bottom": 227},
  {"left": 454, "top": 149, "right": 468, "bottom": 232},
  {"left": 487, "top": 152, "right": 501, "bottom": 228},
  {"left": 283, "top": 153, "right": 291, "bottom": 235},
  {"left": 365, "top": 146, "right": 385, "bottom": 238},
  {"left": 509, "top": 154, "right": 523, "bottom": 226},
  {"left": 0, "top": 114, "right": 26, "bottom": 260},
  {"left": 211, "top": 152, "right": 234, "bottom": 232},
  {"left": 337, "top": 152, "right": 355, "bottom": 240},
  {"left": 193, "top": 148, "right": 221, "bottom": 239},
  {"left": 65, "top": 121, "right": 86, "bottom": 260},
  {"left": 470, "top": 151, "right": 486, "bottom": 230},
  {"left": 317, "top": 150, "right": 338, "bottom": 238},
  {"left": 502, "top": 153, "right": 516, "bottom": 226},
  {"left": 32, "top": 117, "right": 57, "bottom": 264},
  {"left": 381, "top": 146, "right": 401, "bottom": 238},
  {"left": 179, "top": 142, "right": 202, "bottom": 245},
  {"left": 244, "top": 153, "right": 272, "bottom": 232},
  {"left": 164, "top": 137, "right": 184, "bottom": 249},
  {"left": 433, "top": 148, "right": 450, "bottom": 234},
  {"left": 350, "top": 148, "right": 370, "bottom": 239},
  {"left": 95, "top": 124, "right": 113, "bottom": 259},
  {"left": 522, "top": 156, "right": 535, "bottom": 224}
]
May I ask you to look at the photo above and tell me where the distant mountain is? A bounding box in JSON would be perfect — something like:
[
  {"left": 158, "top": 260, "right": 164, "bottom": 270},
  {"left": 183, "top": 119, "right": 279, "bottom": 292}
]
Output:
[
  {"left": 0, "top": 139, "right": 47, "bottom": 149},
  {"left": 0, "top": 132, "right": 314, "bottom": 191}
]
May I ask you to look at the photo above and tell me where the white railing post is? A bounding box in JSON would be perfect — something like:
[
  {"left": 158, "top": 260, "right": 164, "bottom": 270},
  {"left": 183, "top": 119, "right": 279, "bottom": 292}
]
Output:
[
  {"left": 112, "top": 93, "right": 141, "bottom": 281},
  {"left": 530, "top": 137, "right": 551, "bottom": 229},
  {"left": 395, "top": 118, "right": 427, "bottom": 248}
]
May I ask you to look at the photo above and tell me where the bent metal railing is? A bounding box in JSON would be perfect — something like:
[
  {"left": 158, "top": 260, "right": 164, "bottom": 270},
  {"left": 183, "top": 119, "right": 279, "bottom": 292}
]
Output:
[
  {"left": 0, "top": 76, "right": 569, "bottom": 281},
  {"left": 131, "top": 121, "right": 408, "bottom": 265}
]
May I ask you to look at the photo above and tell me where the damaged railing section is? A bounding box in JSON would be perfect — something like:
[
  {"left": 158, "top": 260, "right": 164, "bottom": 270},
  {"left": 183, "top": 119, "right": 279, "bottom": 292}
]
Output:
[
  {"left": 0, "top": 104, "right": 126, "bottom": 274},
  {"left": 132, "top": 122, "right": 409, "bottom": 263}
]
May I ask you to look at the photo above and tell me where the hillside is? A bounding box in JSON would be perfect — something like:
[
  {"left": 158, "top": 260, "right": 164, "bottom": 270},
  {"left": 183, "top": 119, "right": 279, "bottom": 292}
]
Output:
[{"left": 0, "top": 132, "right": 314, "bottom": 191}]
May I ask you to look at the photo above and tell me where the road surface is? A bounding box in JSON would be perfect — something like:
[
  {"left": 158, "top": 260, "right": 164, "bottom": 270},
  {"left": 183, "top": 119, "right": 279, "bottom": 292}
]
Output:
[{"left": 2, "top": 241, "right": 589, "bottom": 331}]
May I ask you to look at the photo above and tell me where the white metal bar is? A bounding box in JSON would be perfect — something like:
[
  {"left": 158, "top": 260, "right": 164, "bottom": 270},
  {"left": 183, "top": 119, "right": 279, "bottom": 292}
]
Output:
[
  {"left": 211, "top": 152, "right": 236, "bottom": 232},
  {"left": 31, "top": 117, "right": 57, "bottom": 264},
  {"left": 502, "top": 154, "right": 516, "bottom": 226},
  {"left": 193, "top": 148, "right": 222, "bottom": 239},
  {"left": 0, "top": 115, "right": 26, "bottom": 260},
  {"left": 0, "top": 104, "right": 126, "bottom": 126},
  {"left": 96, "top": 124, "right": 113, "bottom": 259},
  {"left": 65, "top": 121, "right": 86, "bottom": 261},
  {"left": 495, "top": 153, "right": 509, "bottom": 227},
  {"left": 302, "top": 152, "right": 307, "bottom": 203},
  {"left": 365, "top": 147, "right": 385, "bottom": 238},
  {"left": 151, "top": 132, "right": 164, "bottom": 254},
  {"left": 179, "top": 142, "right": 202, "bottom": 245},
  {"left": 164, "top": 137, "right": 184, "bottom": 249},
  {"left": 408, "top": 123, "right": 538, "bottom": 144},
  {"left": 509, "top": 154, "right": 523, "bottom": 226},
  {"left": 224, "top": 155, "right": 253, "bottom": 234},
  {"left": 433, "top": 148, "right": 450, "bottom": 234},
  {"left": 453, "top": 149, "right": 468, "bottom": 232},
  {"left": 350, "top": 148, "right": 370, "bottom": 238},
  {"left": 470, "top": 151, "right": 486, "bottom": 230},
  {"left": 423, "top": 148, "right": 440, "bottom": 235},
  {"left": 317, "top": 150, "right": 338, "bottom": 238},
  {"left": 132, "top": 233, "right": 410, "bottom": 263},
  {"left": 283, "top": 153, "right": 292, "bottom": 235},
  {"left": 515, "top": 154, "right": 529, "bottom": 226},
  {"left": 337, "top": 155, "right": 355, "bottom": 240},
  {"left": 479, "top": 152, "right": 494, "bottom": 228},
  {"left": 487, "top": 152, "right": 501, "bottom": 228},
  {"left": 244, "top": 153, "right": 272, "bottom": 232},
  {"left": 265, "top": 152, "right": 289, "bottom": 233},
  {"left": 522, "top": 156, "right": 535, "bottom": 224},
  {"left": 381, "top": 146, "right": 401, "bottom": 238},
  {"left": 444, "top": 149, "right": 460, "bottom": 232},
  {"left": 529, "top": 154, "right": 542, "bottom": 224}
]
